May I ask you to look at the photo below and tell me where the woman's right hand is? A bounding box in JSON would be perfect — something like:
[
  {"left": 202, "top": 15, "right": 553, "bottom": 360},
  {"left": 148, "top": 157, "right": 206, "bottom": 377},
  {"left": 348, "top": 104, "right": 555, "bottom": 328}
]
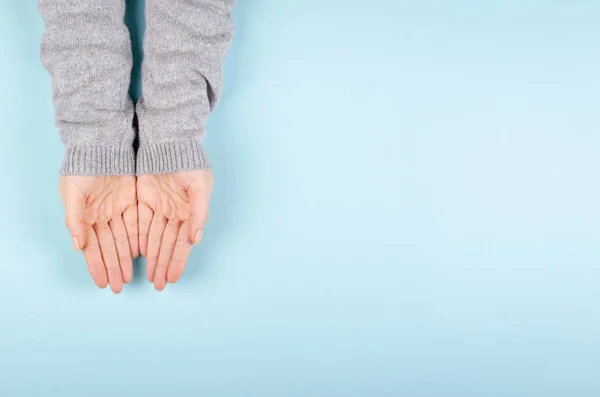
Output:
[{"left": 59, "top": 175, "right": 139, "bottom": 293}]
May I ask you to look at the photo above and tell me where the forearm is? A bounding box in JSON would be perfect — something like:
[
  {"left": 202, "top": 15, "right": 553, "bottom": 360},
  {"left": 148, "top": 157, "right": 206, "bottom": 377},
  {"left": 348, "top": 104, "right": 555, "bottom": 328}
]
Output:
[
  {"left": 136, "top": 0, "right": 235, "bottom": 174},
  {"left": 39, "top": 0, "right": 136, "bottom": 176}
]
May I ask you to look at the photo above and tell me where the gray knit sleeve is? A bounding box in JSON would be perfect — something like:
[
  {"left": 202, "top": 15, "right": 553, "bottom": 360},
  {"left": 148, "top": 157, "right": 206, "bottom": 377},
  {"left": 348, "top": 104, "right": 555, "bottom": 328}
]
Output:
[
  {"left": 39, "top": 0, "right": 136, "bottom": 176},
  {"left": 136, "top": 0, "right": 235, "bottom": 174}
]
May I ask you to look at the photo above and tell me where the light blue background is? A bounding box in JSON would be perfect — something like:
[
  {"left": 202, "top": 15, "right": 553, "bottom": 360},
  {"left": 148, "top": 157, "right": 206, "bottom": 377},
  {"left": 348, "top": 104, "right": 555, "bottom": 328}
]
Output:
[{"left": 1, "top": 0, "right": 599, "bottom": 395}]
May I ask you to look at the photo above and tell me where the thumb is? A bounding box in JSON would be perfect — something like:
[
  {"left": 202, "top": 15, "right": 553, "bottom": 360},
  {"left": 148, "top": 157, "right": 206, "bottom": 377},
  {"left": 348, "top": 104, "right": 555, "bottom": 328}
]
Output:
[
  {"left": 64, "top": 189, "right": 87, "bottom": 251},
  {"left": 188, "top": 186, "right": 210, "bottom": 245}
]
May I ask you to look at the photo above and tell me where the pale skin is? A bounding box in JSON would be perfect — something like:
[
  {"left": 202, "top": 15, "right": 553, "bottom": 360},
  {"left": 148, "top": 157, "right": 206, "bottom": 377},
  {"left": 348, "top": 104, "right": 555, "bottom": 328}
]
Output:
[{"left": 59, "top": 171, "right": 213, "bottom": 293}]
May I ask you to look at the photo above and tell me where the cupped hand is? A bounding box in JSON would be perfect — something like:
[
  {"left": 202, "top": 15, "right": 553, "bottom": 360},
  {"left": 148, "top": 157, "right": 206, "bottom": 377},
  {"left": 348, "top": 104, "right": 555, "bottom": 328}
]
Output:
[
  {"left": 137, "top": 170, "right": 213, "bottom": 291},
  {"left": 59, "top": 176, "right": 139, "bottom": 293}
]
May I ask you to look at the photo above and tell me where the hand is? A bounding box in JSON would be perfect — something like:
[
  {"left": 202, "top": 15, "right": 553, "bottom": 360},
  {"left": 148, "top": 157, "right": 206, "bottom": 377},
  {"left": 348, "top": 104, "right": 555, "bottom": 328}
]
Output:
[
  {"left": 137, "top": 170, "right": 213, "bottom": 291},
  {"left": 59, "top": 176, "right": 139, "bottom": 293}
]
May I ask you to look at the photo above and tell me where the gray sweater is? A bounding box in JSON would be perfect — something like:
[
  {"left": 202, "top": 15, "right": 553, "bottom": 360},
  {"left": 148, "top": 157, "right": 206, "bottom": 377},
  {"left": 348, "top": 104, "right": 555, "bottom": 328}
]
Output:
[{"left": 39, "top": 0, "right": 235, "bottom": 176}]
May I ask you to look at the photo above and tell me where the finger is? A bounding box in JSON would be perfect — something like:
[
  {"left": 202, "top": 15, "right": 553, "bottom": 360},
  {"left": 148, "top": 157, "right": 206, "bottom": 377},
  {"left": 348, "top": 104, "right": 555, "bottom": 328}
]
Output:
[
  {"left": 138, "top": 203, "right": 153, "bottom": 258},
  {"left": 95, "top": 222, "right": 124, "bottom": 294},
  {"left": 123, "top": 206, "right": 139, "bottom": 259},
  {"left": 146, "top": 214, "right": 167, "bottom": 283},
  {"left": 64, "top": 187, "right": 87, "bottom": 251},
  {"left": 188, "top": 186, "right": 211, "bottom": 245},
  {"left": 109, "top": 217, "right": 133, "bottom": 284},
  {"left": 81, "top": 225, "right": 108, "bottom": 289},
  {"left": 168, "top": 220, "right": 194, "bottom": 284},
  {"left": 154, "top": 219, "right": 181, "bottom": 291}
]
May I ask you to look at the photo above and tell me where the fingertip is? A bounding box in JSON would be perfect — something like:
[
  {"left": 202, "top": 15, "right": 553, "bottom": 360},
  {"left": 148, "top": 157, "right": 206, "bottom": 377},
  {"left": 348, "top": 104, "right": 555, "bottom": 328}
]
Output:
[
  {"left": 167, "top": 275, "right": 179, "bottom": 284},
  {"left": 123, "top": 271, "right": 133, "bottom": 284},
  {"left": 90, "top": 269, "right": 108, "bottom": 289},
  {"left": 96, "top": 280, "right": 108, "bottom": 289},
  {"left": 121, "top": 257, "right": 134, "bottom": 284},
  {"left": 167, "top": 269, "right": 181, "bottom": 284},
  {"left": 154, "top": 280, "right": 167, "bottom": 292},
  {"left": 146, "top": 258, "right": 155, "bottom": 282},
  {"left": 111, "top": 284, "right": 124, "bottom": 294}
]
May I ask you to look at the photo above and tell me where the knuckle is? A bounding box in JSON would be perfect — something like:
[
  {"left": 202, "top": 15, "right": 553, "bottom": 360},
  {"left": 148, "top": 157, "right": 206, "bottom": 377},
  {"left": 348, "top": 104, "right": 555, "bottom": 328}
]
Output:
[
  {"left": 170, "top": 258, "right": 185, "bottom": 268},
  {"left": 114, "top": 233, "right": 129, "bottom": 245},
  {"left": 98, "top": 241, "right": 116, "bottom": 253},
  {"left": 105, "top": 261, "right": 119, "bottom": 270},
  {"left": 64, "top": 216, "right": 77, "bottom": 230},
  {"left": 196, "top": 211, "right": 209, "bottom": 223},
  {"left": 88, "top": 261, "right": 104, "bottom": 269},
  {"left": 162, "top": 241, "right": 175, "bottom": 252},
  {"left": 193, "top": 212, "right": 209, "bottom": 226},
  {"left": 175, "top": 238, "right": 189, "bottom": 249},
  {"left": 166, "top": 219, "right": 180, "bottom": 229},
  {"left": 96, "top": 222, "right": 110, "bottom": 231},
  {"left": 176, "top": 208, "right": 191, "bottom": 221},
  {"left": 96, "top": 214, "right": 110, "bottom": 225},
  {"left": 171, "top": 252, "right": 188, "bottom": 264},
  {"left": 84, "top": 244, "right": 101, "bottom": 254}
]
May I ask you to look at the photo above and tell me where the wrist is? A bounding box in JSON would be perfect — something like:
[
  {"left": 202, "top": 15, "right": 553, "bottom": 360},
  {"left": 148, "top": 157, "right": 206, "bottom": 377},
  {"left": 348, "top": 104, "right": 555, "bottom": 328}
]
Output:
[
  {"left": 136, "top": 140, "right": 210, "bottom": 175},
  {"left": 61, "top": 145, "right": 136, "bottom": 176}
]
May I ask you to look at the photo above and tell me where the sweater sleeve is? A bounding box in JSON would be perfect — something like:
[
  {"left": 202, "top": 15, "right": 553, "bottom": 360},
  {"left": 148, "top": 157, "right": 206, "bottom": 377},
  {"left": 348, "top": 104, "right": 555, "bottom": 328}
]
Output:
[
  {"left": 136, "top": 0, "right": 235, "bottom": 174},
  {"left": 39, "top": 0, "right": 136, "bottom": 176}
]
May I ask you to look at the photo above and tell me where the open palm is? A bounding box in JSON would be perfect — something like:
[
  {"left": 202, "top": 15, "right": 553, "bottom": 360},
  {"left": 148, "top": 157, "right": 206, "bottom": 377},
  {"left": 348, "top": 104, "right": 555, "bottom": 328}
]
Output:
[
  {"left": 137, "top": 170, "right": 213, "bottom": 291},
  {"left": 59, "top": 176, "right": 138, "bottom": 293}
]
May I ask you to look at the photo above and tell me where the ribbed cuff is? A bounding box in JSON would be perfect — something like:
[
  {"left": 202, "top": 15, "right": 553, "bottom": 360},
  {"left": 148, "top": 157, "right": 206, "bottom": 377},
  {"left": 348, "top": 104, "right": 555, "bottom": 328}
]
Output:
[
  {"left": 136, "top": 141, "right": 211, "bottom": 175},
  {"left": 61, "top": 145, "right": 136, "bottom": 176}
]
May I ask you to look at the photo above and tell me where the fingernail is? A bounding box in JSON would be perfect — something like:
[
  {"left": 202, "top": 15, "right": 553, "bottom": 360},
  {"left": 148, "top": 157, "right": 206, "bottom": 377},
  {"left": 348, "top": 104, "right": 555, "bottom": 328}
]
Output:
[
  {"left": 72, "top": 236, "right": 80, "bottom": 252},
  {"left": 194, "top": 231, "right": 202, "bottom": 245}
]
